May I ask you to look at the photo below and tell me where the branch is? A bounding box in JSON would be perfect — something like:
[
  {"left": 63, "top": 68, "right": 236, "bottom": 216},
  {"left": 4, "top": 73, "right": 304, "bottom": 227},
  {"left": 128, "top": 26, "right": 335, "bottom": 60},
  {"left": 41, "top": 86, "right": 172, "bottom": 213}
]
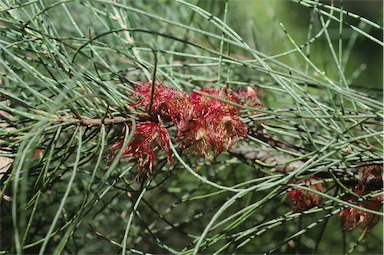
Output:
[
  {"left": 52, "top": 114, "right": 133, "bottom": 127},
  {"left": 229, "top": 144, "right": 304, "bottom": 172},
  {"left": 26, "top": 110, "right": 135, "bottom": 127},
  {"left": 0, "top": 100, "right": 15, "bottom": 201}
]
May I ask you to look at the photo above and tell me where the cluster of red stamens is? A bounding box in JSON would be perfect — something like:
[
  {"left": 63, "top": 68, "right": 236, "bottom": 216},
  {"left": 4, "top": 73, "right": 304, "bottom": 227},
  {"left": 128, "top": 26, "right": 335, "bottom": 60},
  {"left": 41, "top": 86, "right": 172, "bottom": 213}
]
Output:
[
  {"left": 288, "top": 177, "right": 324, "bottom": 212},
  {"left": 110, "top": 82, "right": 262, "bottom": 176},
  {"left": 110, "top": 83, "right": 382, "bottom": 232},
  {"left": 288, "top": 165, "right": 383, "bottom": 231},
  {"left": 339, "top": 165, "right": 383, "bottom": 230}
]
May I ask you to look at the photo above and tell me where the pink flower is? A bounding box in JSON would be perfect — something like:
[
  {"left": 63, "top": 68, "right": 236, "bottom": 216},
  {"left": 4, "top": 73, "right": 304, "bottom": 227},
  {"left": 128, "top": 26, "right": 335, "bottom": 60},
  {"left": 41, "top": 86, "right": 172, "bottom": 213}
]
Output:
[
  {"left": 288, "top": 177, "right": 324, "bottom": 212},
  {"left": 110, "top": 122, "right": 171, "bottom": 176}
]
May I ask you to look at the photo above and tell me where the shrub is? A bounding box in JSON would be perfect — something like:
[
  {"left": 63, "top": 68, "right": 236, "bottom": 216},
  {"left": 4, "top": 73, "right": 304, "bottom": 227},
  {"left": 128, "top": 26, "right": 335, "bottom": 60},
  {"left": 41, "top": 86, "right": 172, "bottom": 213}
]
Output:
[{"left": 0, "top": 1, "right": 382, "bottom": 254}]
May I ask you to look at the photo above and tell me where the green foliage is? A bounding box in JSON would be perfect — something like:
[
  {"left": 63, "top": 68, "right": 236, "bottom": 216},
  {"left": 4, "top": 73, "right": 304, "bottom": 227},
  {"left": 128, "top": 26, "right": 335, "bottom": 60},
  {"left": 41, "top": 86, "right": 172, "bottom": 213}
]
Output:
[{"left": 0, "top": 0, "right": 382, "bottom": 254}]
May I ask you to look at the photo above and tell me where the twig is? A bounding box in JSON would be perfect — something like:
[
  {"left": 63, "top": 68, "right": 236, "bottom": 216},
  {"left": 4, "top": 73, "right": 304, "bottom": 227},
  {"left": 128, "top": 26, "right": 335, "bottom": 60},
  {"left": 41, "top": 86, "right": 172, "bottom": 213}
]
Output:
[
  {"left": 148, "top": 50, "right": 158, "bottom": 115},
  {"left": 52, "top": 115, "right": 133, "bottom": 127},
  {"left": 229, "top": 144, "right": 304, "bottom": 172},
  {"left": 27, "top": 110, "right": 135, "bottom": 127}
]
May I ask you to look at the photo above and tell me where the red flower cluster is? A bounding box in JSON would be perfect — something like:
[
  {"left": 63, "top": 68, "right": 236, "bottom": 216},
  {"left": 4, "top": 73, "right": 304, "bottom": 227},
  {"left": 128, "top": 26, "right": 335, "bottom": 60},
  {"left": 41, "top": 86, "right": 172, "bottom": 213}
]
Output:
[
  {"left": 357, "top": 164, "right": 383, "bottom": 192},
  {"left": 340, "top": 191, "right": 382, "bottom": 231},
  {"left": 288, "top": 177, "right": 325, "bottom": 212},
  {"left": 340, "top": 165, "right": 383, "bottom": 230},
  {"left": 110, "top": 122, "right": 171, "bottom": 176},
  {"left": 178, "top": 87, "right": 248, "bottom": 159},
  {"left": 110, "top": 82, "right": 262, "bottom": 175}
]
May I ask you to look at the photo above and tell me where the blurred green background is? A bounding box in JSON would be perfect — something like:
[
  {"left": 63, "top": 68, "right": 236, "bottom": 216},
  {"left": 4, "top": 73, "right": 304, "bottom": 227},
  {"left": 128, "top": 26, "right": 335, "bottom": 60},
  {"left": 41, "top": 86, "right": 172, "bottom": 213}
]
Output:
[{"left": 199, "top": 0, "right": 383, "bottom": 90}]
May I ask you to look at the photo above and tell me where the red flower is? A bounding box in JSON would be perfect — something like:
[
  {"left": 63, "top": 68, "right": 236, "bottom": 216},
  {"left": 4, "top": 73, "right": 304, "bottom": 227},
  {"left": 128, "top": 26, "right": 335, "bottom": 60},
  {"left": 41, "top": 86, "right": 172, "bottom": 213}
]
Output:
[
  {"left": 178, "top": 113, "right": 247, "bottom": 159},
  {"left": 110, "top": 122, "right": 171, "bottom": 175},
  {"left": 357, "top": 164, "right": 383, "bottom": 192},
  {"left": 214, "top": 114, "right": 248, "bottom": 153},
  {"left": 338, "top": 164, "right": 383, "bottom": 231},
  {"left": 237, "top": 86, "right": 263, "bottom": 108},
  {"left": 179, "top": 118, "right": 214, "bottom": 159},
  {"left": 132, "top": 82, "right": 193, "bottom": 122},
  {"left": 190, "top": 87, "right": 241, "bottom": 116},
  {"left": 340, "top": 190, "right": 383, "bottom": 231},
  {"left": 110, "top": 82, "right": 263, "bottom": 175},
  {"left": 177, "top": 86, "right": 247, "bottom": 158},
  {"left": 288, "top": 177, "right": 324, "bottom": 212}
]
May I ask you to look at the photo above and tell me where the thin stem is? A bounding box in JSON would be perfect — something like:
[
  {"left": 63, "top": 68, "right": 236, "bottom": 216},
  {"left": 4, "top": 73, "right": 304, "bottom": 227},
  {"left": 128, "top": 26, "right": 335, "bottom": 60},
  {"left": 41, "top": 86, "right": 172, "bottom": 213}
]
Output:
[{"left": 148, "top": 50, "right": 158, "bottom": 115}]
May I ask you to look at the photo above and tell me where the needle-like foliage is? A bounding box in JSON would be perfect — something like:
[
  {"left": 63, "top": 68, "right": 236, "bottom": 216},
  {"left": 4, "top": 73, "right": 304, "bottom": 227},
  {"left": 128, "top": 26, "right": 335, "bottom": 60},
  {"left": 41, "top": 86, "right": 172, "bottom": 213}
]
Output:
[{"left": 0, "top": 0, "right": 382, "bottom": 254}]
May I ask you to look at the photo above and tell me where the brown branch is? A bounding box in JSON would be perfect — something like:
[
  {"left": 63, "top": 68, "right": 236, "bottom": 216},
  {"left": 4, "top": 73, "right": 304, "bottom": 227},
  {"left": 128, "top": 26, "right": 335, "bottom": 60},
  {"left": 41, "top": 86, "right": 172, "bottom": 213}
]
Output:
[
  {"left": 52, "top": 115, "right": 133, "bottom": 127},
  {"left": 29, "top": 110, "right": 135, "bottom": 127},
  {"left": 248, "top": 126, "right": 303, "bottom": 155},
  {"left": 230, "top": 144, "right": 383, "bottom": 195},
  {"left": 229, "top": 145, "right": 304, "bottom": 172}
]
